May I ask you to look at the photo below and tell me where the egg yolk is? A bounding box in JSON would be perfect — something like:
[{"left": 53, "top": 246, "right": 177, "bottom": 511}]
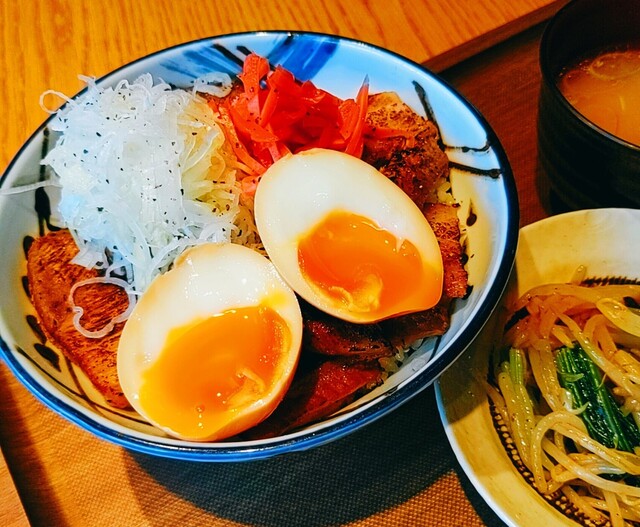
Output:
[
  {"left": 297, "top": 210, "right": 442, "bottom": 320},
  {"left": 138, "top": 305, "right": 290, "bottom": 440}
]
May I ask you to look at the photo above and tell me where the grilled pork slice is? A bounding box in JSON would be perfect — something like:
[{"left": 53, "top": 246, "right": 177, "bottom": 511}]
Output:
[
  {"left": 301, "top": 301, "right": 396, "bottom": 359},
  {"left": 364, "top": 92, "right": 437, "bottom": 160},
  {"left": 26, "top": 230, "right": 130, "bottom": 408},
  {"left": 363, "top": 92, "right": 450, "bottom": 210},
  {"left": 423, "top": 203, "right": 469, "bottom": 299},
  {"left": 379, "top": 300, "right": 451, "bottom": 349},
  {"left": 301, "top": 299, "right": 451, "bottom": 358},
  {"left": 246, "top": 359, "right": 385, "bottom": 438},
  {"left": 363, "top": 92, "right": 468, "bottom": 299}
]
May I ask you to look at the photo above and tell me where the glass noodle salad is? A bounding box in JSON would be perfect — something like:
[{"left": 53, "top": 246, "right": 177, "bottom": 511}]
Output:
[{"left": 489, "top": 274, "right": 640, "bottom": 527}]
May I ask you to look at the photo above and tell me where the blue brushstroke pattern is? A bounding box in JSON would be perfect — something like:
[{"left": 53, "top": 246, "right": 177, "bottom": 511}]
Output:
[
  {"left": 160, "top": 34, "right": 339, "bottom": 82},
  {"left": 163, "top": 46, "right": 243, "bottom": 78},
  {"left": 276, "top": 35, "right": 339, "bottom": 80}
]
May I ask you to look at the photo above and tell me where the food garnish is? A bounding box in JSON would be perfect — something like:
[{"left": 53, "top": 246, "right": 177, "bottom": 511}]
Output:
[
  {"left": 42, "top": 74, "right": 260, "bottom": 295},
  {"left": 212, "top": 53, "right": 370, "bottom": 191}
]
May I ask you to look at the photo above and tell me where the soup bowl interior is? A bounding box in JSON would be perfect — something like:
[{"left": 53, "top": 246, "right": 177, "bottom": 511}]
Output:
[{"left": 537, "top": 0, "right": 640, "bottom": 210}]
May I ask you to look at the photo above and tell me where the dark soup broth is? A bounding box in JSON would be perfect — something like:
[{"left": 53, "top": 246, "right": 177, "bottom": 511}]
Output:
[{"left": 558, "top": 47, "right": 640, "bottom": 146}]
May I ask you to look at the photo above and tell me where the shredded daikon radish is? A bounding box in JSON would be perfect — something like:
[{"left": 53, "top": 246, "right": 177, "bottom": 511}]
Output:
[
  {"left": 0, "top": 180, "right": 57, "bottom": 195},
  {"left": 42, "top": 73, "right": 257, "bottom": 294}
]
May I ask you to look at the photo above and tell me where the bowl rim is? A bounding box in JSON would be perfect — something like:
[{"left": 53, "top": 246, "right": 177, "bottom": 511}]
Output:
[{"left": 0, "top": 30, "right": 520, "bottom": 461}]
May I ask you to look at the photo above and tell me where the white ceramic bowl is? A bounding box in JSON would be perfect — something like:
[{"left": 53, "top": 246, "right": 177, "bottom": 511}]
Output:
[
  {"left": 0, "top": 32, "right": 518, "bottom": 461},
  {"left": 436, "top": 208, "right": 640, "bottom": 526}
]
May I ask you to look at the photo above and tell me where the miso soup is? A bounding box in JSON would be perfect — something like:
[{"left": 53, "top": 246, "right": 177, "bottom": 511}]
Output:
[{"left": 558, "top": 48, "right": 640, "bottom": 146}]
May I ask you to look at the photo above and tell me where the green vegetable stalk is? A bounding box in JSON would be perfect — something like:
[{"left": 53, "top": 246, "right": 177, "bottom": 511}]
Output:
[{"left": 556, "top": 345, "right": 640, "bottom": 452}]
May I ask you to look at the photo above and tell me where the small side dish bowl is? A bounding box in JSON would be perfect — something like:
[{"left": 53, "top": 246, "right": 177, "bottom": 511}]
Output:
[
  {"left": 538, "top": 0, "right": 640, "bottom": 210},
  {"left": 0, "top": 31, "right": 518, "bottom": 461},
  {"left": 436, "top": 208, "right": 640, "bottom": 527}
]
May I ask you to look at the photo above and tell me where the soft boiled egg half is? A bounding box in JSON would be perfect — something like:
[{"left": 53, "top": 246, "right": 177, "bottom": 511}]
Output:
[
  {"left": 117, "top": 243, "right": 303, "bottom": 441},
  {"left": 254, "top": 148, "right": 444, "bottom": 324}
]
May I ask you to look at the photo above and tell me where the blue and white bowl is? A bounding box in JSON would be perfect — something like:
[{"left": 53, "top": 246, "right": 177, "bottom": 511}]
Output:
[{"left": 0, "top": 32, "right": 518, "bottom": 461}]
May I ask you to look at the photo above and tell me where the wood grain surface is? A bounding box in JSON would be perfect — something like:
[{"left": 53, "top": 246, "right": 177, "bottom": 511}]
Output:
[
  {"left": 442, "top": 23, "right": 572, "bottom": 228},
  {"left": 0, "top": 448, "right": 28, "bottom": 527},
  {"left": 1, "top": 0, "right": 564, "bottom": 173}
]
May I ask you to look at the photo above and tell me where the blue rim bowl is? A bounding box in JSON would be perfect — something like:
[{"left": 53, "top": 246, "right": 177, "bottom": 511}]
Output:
[{"left": 0, "top": 31, "right": 519, "bottom": 461}]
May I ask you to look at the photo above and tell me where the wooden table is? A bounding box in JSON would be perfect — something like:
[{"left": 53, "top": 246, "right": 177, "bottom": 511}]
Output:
[{"left": 0, "top": 1, "right": 568, "bottom": 525}]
